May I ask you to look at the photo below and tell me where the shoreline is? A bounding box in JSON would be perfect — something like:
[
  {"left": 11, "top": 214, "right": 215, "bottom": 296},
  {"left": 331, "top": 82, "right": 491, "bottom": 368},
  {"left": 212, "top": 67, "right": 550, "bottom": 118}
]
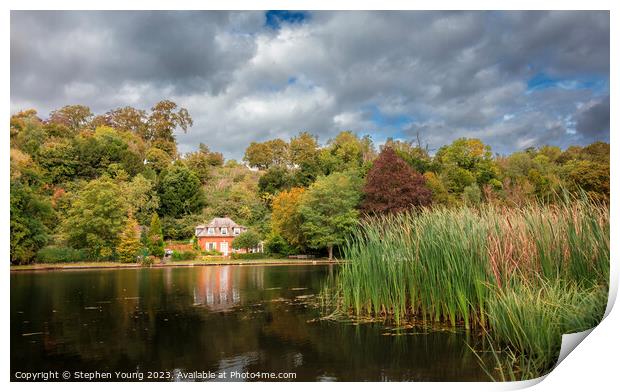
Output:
[{"left": 10, "top": 259, "right": 341, "bottom": 272}]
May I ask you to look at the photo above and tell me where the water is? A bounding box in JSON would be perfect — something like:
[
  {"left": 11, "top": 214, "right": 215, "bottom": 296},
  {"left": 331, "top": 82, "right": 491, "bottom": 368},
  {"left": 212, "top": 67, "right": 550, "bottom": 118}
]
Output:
[{"left": 11, "top": 264, "right": 493, "bottom": 381}]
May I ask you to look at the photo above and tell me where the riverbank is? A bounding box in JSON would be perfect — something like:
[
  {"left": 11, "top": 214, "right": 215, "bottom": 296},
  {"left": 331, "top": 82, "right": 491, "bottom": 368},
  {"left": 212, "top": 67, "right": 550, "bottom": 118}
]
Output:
[{"left": 10, "top": 258, "right": 340, "bottom": 271}]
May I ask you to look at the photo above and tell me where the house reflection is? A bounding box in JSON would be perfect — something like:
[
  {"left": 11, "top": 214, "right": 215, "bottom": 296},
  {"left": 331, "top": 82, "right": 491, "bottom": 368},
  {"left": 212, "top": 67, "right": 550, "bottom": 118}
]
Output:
[{"left": 193, "top": 266, "right": 241, "bottom": 311}]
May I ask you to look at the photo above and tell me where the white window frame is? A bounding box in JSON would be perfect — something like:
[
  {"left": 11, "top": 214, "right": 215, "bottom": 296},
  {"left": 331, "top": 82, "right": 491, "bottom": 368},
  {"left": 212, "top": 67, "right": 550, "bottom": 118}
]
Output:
[
  {"left": 207, "top": 227, "right": 215, "bottom": 235},
  {"left": 221, "top": 227, "right": 228, "bottom": 235},
  {"left": 206, "top": 242, "right": 217, "bottom": 251},
  {"left": 233, "top": 227, "right": 241, "bottom": 235}
]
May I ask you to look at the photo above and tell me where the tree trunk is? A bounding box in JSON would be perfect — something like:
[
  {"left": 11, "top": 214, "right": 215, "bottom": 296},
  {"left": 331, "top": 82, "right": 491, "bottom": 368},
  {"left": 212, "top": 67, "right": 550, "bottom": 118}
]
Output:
[{"left": 328, "top": 245, "right": 333, "bottom": 261}]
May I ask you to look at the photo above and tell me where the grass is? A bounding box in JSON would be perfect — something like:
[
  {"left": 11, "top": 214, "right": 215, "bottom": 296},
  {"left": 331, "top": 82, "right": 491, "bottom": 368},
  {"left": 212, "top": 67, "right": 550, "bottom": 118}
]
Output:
[{"left": 323, "top": 195, "right": 609, "bottom": 379}]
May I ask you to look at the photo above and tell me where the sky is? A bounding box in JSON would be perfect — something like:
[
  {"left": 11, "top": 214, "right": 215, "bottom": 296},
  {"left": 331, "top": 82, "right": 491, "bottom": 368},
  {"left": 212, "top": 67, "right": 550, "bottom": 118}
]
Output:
[{"left": 10, "top": 10, "right": 610, "bottom": 159}]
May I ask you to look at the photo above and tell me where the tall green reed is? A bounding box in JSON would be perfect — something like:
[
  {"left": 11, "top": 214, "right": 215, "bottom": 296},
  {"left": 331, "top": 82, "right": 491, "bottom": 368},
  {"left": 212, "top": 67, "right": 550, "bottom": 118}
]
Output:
[{"left": 325, "top": 195, "right": 609, "bottom": 379}]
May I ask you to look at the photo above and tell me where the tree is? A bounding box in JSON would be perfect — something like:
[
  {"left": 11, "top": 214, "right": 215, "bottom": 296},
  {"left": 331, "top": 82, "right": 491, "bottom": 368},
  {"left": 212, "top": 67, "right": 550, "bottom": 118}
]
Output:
[
  {"left": 299, "top": 171, "right": 362, "bottom": 259},
  {"left": 384, "top": 137, "right": 434, "bottom": 173},
  {"left": 62, "top": 176, "right": 128, "bottom": 259},
  {"left": 158, "top": 164, "right": 205, "bottom": 218},
  {"left": 434, "top": 138, "right": 499, "bottom": 193},
  {"left": 184, "top": 143, "right": 223, "bottom": 183},
  {"left": 37, "top": 139, "right": 77, "bottom": 184},
  {"left": 121, "top": 174, "right": 160, "bottom": 225},
  {"left": 362, "top": 147, "right": 431, "bottom": 214},
  {"left": 10, "top": 182, "right": 53, "bottom": 264},
  {"left": 319, "top": 131, "right": 376, "bottom": 175},
  {"left": 258, "top": 165, "right": 295, "bottom": 196},
  {"left": 145, "top": 147, "right": 172, "bottom": 174},
  {"left": 146, "top": 100, "right": 193, "bottom": 142},
  {"left": 289, "top": 132, "right": 321, "bottom": 185},
  {"left": 232, "top": 230, "right": 261, "bottom": 252},
  {"left": 102, "top": 106, "right": 148, "bottom": 135},
  {"left": 243, "top": 139, "right": 289, "bottom": 169},
  {"left": 73, "top": 126, "right": 143, "bottom": 178},
  {"left": 271, "top": 187, "right": 306, "bottom": 248},
  {"left": 48, "top": 105, "right": 93, "bottom": 132},
  {"left": 148, "top": 213, "right": 165, "bottom": 258},
  {"left": 117, "top": 212, "right": 141, "bottom": 263}
]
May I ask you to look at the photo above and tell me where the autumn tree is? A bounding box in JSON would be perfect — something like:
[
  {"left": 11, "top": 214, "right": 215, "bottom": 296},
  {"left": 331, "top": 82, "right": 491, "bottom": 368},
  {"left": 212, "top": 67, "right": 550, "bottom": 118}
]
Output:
[
  {"left": 244, "top": 139, "right": 289, "bottom": 169},
  {"left": 101, "top": 106, "right": 148, "bottom": 136},
  {"left": 48, "top": 105, "right": 93, "bottom": 132},
  {"left": 184, "top": 143, "right": 224, "bottom": 183},
  {"left": 146, "top": 100, "right": 193, "bottom": 143},
  {"left": 362, "top": 147, "right": 431, "bottom": 214},
  {"left": 117, "top": 212, "right": 141, "bottom": 263},
  {"left": 271, "top": 187, "right": 306, "bottom": 249},
  {"left": 299, "top": 171, "right": 362, "bottom": 259}
]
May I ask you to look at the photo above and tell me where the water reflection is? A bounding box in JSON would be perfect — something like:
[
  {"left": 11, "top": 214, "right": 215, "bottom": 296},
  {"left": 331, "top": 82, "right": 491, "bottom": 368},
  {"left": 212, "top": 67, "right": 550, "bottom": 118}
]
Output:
[{"left": 11, "top": 265, "right": 494, "bottom": 381}]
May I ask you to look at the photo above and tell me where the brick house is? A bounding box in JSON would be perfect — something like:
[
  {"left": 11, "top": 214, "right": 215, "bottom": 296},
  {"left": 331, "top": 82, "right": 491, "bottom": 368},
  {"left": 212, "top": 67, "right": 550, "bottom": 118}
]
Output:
[{"left": 195, "top": 217, "right": 259, "bottom": 256}]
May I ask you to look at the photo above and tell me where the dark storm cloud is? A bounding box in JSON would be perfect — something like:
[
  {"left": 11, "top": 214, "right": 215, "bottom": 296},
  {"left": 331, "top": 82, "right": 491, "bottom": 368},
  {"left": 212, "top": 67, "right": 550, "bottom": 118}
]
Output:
[
  {"left": 10, "top": 11, "right": 609, "bottom": 158},
  {"left": 576, "top": 96, "right": 610, "bottom": 140}
]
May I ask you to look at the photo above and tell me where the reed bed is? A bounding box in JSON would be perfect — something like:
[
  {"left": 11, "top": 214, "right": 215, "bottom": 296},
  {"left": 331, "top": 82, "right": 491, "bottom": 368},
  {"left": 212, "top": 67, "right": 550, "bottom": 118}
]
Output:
[{"left": 324, "top": 196, "right": 609, "bottom": 379}]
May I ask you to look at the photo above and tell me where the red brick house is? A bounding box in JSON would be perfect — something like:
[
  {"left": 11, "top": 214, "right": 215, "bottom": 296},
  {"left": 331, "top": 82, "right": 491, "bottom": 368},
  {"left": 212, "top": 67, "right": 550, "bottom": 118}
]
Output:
[{"left": 195, "top": 217, "right": 257, "bottom": 256}]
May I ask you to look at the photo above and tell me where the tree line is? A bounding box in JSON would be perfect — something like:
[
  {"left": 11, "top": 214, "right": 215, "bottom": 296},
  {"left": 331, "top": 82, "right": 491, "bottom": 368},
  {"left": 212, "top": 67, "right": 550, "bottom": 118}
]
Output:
[{"left": 10, "top": 101, "right": 609, "bottom": 264}]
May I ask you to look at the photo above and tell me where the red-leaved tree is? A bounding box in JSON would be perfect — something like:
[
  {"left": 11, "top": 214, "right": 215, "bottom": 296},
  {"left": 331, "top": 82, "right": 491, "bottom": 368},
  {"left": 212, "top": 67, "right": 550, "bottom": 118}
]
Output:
[{"left": 362, "top": 146, "right": 431, "bottom": 214}]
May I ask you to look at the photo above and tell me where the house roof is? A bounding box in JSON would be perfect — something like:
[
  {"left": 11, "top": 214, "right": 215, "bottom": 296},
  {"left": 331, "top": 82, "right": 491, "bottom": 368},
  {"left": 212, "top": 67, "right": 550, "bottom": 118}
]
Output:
[
  {"left": 197, "top": 217, "right": 244, "bottom": 229},
  {"left": 195, "top": 217, "right": 246, "bottom": 237}
]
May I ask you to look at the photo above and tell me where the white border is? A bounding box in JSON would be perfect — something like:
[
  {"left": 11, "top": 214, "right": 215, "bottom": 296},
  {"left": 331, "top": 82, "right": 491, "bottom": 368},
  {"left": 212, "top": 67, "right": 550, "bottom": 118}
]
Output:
[{"left": 2, "top": 2, "right": 617, "bottom": 391}]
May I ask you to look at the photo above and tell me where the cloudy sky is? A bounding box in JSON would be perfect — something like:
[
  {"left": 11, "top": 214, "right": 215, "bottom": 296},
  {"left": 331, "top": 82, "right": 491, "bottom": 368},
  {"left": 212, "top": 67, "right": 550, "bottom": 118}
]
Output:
[{"left": 11, "top": 10, "right": 609, "bottom": 159}]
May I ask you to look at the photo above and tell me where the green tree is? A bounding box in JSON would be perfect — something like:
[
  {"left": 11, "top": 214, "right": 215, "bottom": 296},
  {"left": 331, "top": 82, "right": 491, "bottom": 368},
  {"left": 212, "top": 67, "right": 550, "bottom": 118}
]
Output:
[
  {"left": 299, "top": 171, "right": 362, "bottom": 259},
  {"left": 258, "top": 165, "right": 295, "bottom": 196},
  {"left": 158, "top": 164, "right": 205, "bottom": 218},
  {"left": 319, "top": 131, "right": 376, "bottom": 175},
  {"left": 121, "top": 174, "right": 160, "bottom": 225},
  {"left": 10, "top": 182, "right": 53, "bottom": 264},
  {"left": 232, "top": 230, "right": 261, "bottom": 252},
  {"left": 145, "top": 147, "right": 172, "bottom": 174},
  {"left": 62, "top": 176, "right": 128, "bottom": 259},
  {"left": 289, "top": 132, "right": 321, "bottom": 185},
  {"left": 434, "top": 138, "right": 499, "bottom": 194},
  {"left": 148, "top": 213, "right": 165, "bottom": 258},
  {"left": 117, "top": 212, "right": 141, "bottom": 263}
]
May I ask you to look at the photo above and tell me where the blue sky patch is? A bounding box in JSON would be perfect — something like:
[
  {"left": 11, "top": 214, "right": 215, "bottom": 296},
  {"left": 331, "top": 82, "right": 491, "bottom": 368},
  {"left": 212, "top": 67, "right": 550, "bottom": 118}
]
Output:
[
  {"left": 527, "top": 72, "right": 607, "bottom": 93},
  {"left": 265, "top": 11, "right": 308, "bottom": 29}
]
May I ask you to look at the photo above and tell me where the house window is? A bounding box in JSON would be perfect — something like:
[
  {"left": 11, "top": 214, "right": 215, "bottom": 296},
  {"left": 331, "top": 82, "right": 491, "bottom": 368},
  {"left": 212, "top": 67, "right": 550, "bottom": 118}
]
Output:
[
  {"left": 221, "top": 227, "right": 228, "bottom": 235},
  {"left": 207, "top": 242, "right": 217, "bottom": 251},
  {"left": 207, "top": 227, "right": 215, "bottom": 234},
  {"left": 233, "top": 227, "right": 241, "bottom": 235}
]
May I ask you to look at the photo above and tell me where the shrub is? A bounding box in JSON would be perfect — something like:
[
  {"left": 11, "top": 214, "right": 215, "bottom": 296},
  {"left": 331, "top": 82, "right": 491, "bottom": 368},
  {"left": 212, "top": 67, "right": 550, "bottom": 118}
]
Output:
[
  {"left": 36, "top": 246, "right": 88, "bottom": 263},
  {"left": 231, "top": 252, "right": 267, "bottom": 260},
  {"left": 171, "top": 250, "right": 198, "bottom": 261},
  {"left": 141, "top": 256, "right": 155, "bottom": 267},
  {"left": 201, "top": 250, "right": 222, "bottom": 256}
]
